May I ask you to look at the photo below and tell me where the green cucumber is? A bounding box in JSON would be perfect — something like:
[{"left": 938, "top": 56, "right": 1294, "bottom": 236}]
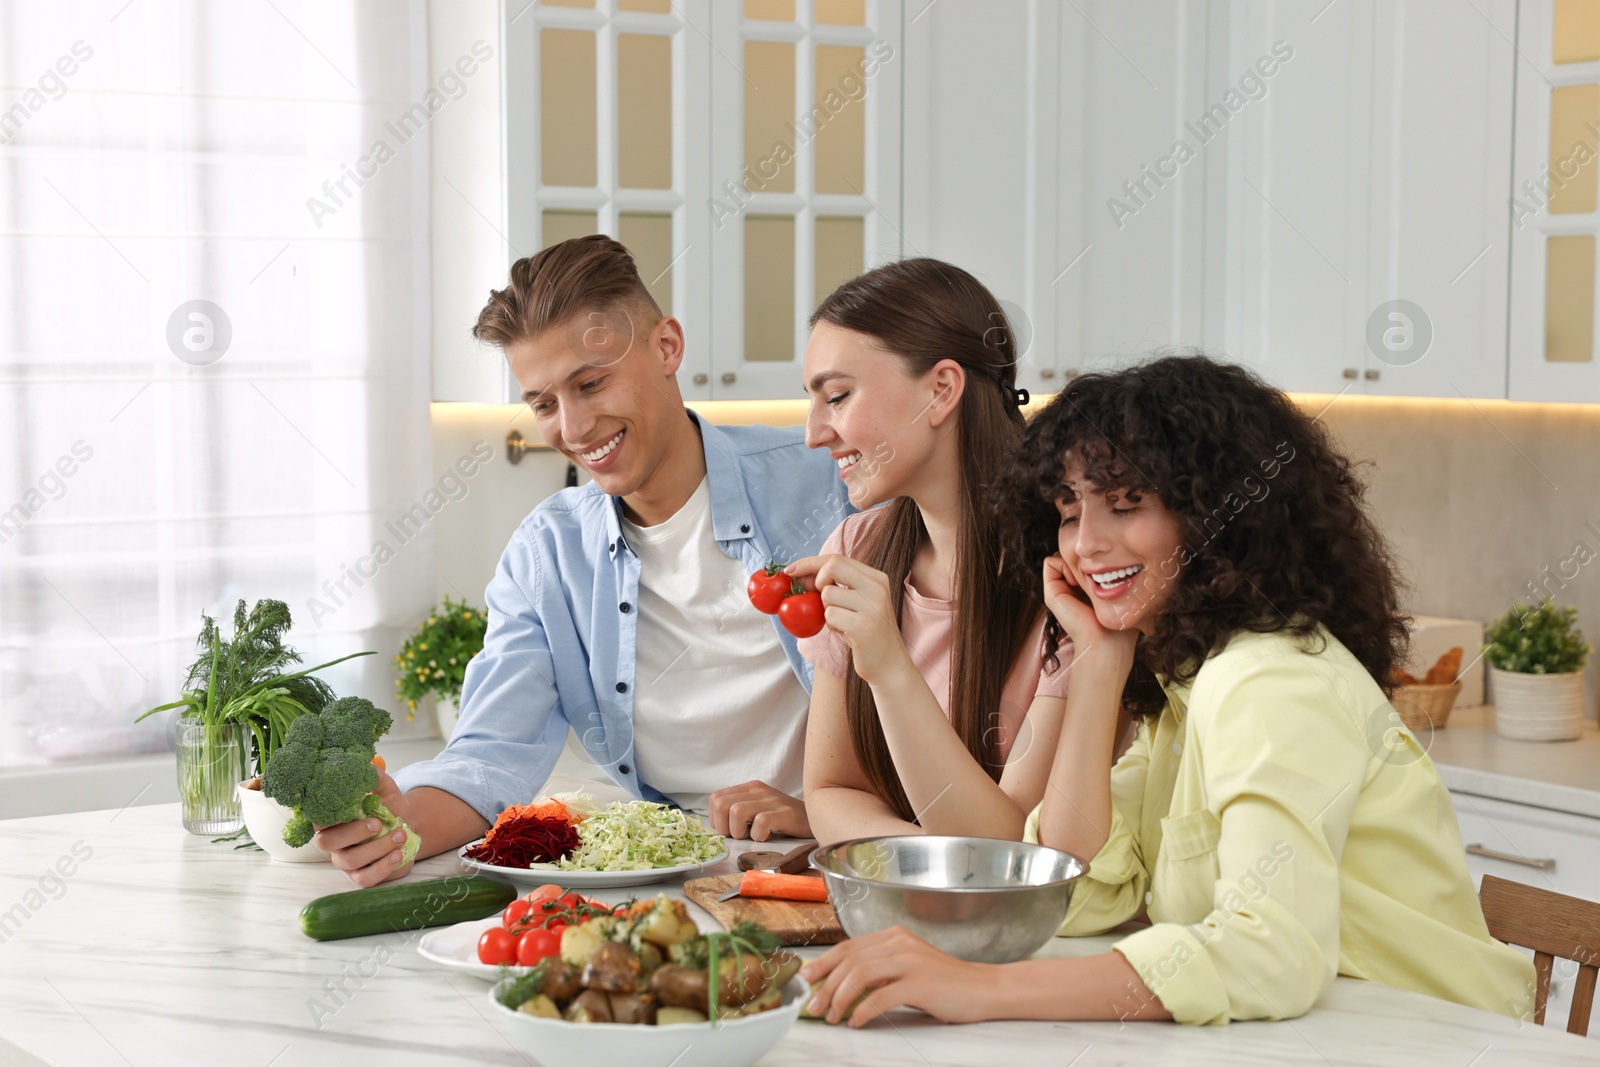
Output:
[{"left": 299, "top": 875, "right": 517, "bottom": 941}]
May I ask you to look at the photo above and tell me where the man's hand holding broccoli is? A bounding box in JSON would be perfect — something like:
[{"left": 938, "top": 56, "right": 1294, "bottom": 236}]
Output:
[{"left": 262, "top": 696, "right": 422, "bottom": 882}]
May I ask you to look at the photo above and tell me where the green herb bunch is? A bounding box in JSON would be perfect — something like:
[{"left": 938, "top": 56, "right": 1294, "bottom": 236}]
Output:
[
  {"left": 135, "top": 598, "right": 373, "bottom": 774},
  {"left": 1485, "top": 597, "right": 1591, "bottom": 675},
  {"left": 394, "top": 597, "right": 488, "bottom": 719}
]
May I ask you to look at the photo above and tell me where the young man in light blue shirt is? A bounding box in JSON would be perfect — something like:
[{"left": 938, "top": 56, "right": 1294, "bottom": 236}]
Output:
[{"left": 314, "top": 236, "right": 853, "bottom": 886}]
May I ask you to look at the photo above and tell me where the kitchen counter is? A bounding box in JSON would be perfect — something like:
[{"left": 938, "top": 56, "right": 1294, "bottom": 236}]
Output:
[
  {"left": 2, "top": 775, "right": 1597, "bottom": 1066},
  {"left": 1429, "top": 704, "right": 1600, "bottom": 818}
]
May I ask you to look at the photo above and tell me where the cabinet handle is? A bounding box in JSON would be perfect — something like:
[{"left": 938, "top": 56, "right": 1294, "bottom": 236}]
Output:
[
  {"left": 1040, "top": 368, "right": 1056, "bottom": 380},
  {"left": 1466, "top": 844, "right": 1555, "bottom": 870},
  {"left": 692, "top": 373, "right": 708, "bottom": 385},
  {"left": 1065, "top": 368, "right": 1080, "bottom": 380},
  {"left": 1364, "top": 369, "right": 1380, "bottom": 381},
  {"left": 721, "top": 372, "right": 737, "bottom": 385},
  {"left": 1342, "top": 368, "right": 1358, "bottom": 380}
]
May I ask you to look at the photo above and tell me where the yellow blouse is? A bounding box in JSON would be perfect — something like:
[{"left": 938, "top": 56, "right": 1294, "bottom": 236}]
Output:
[{"left": 1024, "top": 625, "right": 1535, "bottom": 1025}]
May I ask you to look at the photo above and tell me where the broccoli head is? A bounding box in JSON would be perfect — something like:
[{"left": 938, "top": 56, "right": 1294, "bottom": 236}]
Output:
[{"left": 261, "top": 696, "right": 420, "bottom": 862}]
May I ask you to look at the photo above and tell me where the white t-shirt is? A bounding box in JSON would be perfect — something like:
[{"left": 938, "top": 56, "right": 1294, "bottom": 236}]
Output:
[{"left": 621, "top": 476, "right": 810, "bottom": 813}]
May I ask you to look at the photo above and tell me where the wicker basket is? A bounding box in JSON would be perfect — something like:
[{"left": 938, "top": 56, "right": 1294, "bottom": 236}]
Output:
[{"left": 1391, "top": 682, "right": 1462, "bottom": 733}]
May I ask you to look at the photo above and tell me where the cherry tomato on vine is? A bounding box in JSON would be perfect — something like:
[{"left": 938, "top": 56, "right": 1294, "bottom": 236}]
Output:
[
  {"left": 747, "top": 563, "right": 791, "bottom": 615},
  {"left": 477, "top": 927, "right": 517, "bottom": 965},
  {"left": 778, "top": 590, "right": 826, "bottom": 638},
  {"left": 516, "top": 926, "right": 563, "bottom": 966},
  {"left": 502, "top": 899, "right": 534, "bottom": 930}
]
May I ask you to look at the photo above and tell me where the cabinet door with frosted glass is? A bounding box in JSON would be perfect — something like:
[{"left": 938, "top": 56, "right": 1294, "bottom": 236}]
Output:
[
  {"left": 506, "top": 0, "right": 713, "bottom": 398},
  {"left": 1510, "top": 0, "right": 1600, "bottom": 403},
  {"left": 707, "top": 0, "right": 904, "bottom": 401}
]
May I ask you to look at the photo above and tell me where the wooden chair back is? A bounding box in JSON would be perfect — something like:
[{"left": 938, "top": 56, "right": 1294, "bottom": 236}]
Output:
[{"left": 1478, "top": 873, "right": 1600, "bottom": 1036}]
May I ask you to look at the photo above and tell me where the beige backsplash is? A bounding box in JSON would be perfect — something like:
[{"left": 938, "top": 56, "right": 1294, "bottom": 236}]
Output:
[{"left": 431, "top": 394, "right": 1600, "bottom": 722}]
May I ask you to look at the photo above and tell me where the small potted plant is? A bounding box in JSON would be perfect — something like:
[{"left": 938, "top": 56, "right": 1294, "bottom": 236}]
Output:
[
  {"left": 396, "top": 597, "right": 488, "bottom": 742},
  {"left": 1484, "top": 597, "right": 1591, "bottom": 742},
  {"left": 135, "top": 599, "right": 373, "bottom": 835}
]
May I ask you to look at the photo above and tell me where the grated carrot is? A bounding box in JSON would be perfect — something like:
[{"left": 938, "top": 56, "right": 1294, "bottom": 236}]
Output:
[{"left": 484, "top": 799, "right": 575, "bottom": 842}]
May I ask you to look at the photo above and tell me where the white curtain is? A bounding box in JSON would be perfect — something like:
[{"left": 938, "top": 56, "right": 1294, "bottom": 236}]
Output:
[{"left": 0, "top": 0, "right": 435, "bottom": 770}]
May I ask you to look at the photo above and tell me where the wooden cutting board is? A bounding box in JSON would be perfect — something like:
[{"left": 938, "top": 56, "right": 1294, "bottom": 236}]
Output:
[{"left": 683, "top": 874, "right": 845, "bottom": 946}]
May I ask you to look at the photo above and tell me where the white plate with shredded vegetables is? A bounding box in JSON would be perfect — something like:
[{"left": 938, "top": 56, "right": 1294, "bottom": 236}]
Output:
[{"left": 458, "top": 795, "right": 729, "bottom": 888}]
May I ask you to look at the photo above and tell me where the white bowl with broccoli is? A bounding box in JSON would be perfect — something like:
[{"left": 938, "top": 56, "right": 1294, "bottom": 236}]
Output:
[{"left": 237, "top": 778, "right": 327, "bottom": 863}]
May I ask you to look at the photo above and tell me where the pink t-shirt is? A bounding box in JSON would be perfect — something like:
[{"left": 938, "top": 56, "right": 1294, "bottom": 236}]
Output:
[{"left": 796, "top": 508, "right": 1073, "bottom": 765}]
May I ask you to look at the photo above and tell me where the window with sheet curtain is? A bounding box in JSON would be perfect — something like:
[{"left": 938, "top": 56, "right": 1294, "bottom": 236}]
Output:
[{"left": 0, "top": 0, "right": 436, "bottom": 770}]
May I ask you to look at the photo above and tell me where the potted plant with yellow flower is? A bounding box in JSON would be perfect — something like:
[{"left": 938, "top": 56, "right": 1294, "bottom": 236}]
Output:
[{"left": 395, "top": 598, "right": 488, "bottom": 742}]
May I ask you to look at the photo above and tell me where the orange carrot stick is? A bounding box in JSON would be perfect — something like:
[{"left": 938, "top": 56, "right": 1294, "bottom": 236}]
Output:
[
  {"left": 738, "top": 870, "right": 829, "bottom": 902},
  {"left": 371, "top": 754, "right": 386, "bottom": 771}
]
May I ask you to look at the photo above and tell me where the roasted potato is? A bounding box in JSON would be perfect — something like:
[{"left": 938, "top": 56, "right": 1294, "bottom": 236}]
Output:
[
  {"left": 650, "top": 953, "right": 773, "bottom": 1014},
  {"left": 627, "top": 896, "right": 698, "bottom": 948},
  {"left": 560, "top": 916, "right": 617, "bottom": 967},
  {"left": 637, "top": 941, "right": 664, "bottom": 973},
  {"left": 649, "top": 964, "right": 705, "bottom": 1013},
  {"left": 515, "top": 994, "right": 561, "bottom": 1019},
  {"left": 765, "top": 950, "right": 801, "bottom": 991},
  {"left": 540, "top": 960, "right": 583, "bottom": 1005},
  {"left": 655, "top": 1006, "right": 708, "bottom": 1026},
  {"left": 564, "top": 989, "right": 614, "bottom": 1024},
  {"left": 582, "top": 941, "right": 642, "bottom": 993},
  {"left": 725, "top": 982, "right": 782, "bottom": 1017},
  {"left": 607, "top": 991, "right": 658, "bottom": 1025}
]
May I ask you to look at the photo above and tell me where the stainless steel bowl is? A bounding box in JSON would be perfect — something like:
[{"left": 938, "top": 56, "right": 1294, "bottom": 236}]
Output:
[{"left": 811, "top": 835, "right": 1087, "bottom": 963}]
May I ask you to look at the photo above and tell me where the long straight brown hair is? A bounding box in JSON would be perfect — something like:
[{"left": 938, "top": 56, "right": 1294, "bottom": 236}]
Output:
[{"left": 811, "top": 258, "right": 1042, "bottom": 823}]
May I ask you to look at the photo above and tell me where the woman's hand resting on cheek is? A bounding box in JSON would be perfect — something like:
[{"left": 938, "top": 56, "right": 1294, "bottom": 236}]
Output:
[
  {"left": 1043, "top": 553, "right": 1139, "bottom": 668},
  {"left": 785, "top": 555, "right": 913, "bottom": 686}
]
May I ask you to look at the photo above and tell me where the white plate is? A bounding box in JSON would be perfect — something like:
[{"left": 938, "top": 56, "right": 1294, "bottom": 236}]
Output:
[
  {"left": 457, "top": 842, "right": 729, "bottom": 889},
  {"left": 418, "top": 916, "right": 537, "bottom": 981}
]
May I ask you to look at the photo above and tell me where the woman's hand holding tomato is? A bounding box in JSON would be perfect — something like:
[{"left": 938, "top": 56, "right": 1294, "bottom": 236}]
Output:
[
  {"left": 747, "top": 560, "right": 826, "bottom": 638},
  {"left": 784, "top": 555, "right": 912, "bottom": 685}
]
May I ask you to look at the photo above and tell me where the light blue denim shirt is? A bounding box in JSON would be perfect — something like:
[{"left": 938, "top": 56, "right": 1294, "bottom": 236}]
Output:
[{"left": 394, "top": 413, "right": 854, "bottom": 823}]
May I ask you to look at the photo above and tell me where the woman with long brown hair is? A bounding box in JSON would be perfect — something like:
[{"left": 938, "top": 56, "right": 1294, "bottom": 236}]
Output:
[
  {"left": 787, "top": 258, "right": 1080, "bottom": 843},
  {"left": 798, "top": 354, "right": 1534, "bottom": 1028}
]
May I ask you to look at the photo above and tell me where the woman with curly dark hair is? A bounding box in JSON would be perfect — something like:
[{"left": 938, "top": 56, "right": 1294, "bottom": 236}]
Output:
[{"left": 800, "top": 354, "right": 1534, "bottom": 1029}]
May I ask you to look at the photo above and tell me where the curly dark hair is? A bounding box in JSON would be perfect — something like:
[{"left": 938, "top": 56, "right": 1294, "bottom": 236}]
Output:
[{"left": 995, "top": 353, "right": 1411, "bottom": 716}]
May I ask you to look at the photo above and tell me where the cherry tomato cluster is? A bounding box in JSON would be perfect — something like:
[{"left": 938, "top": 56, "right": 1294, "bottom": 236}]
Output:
[
  {"left": 747, "top": 561, "right": 825, "bottom": 639},
  {"left": 476, "top": 883, "right": 628, "bottom": 967}
]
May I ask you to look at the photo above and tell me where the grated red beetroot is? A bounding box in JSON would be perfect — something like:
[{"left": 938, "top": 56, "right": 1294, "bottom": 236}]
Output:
[{"left": 465, "top": 813, "right": 581, "bottom": 867}]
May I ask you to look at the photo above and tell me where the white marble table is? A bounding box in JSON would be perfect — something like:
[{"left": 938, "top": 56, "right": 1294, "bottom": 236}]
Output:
[{"left": 3, "top": 797, "right": 1599, "bottom": 1067}]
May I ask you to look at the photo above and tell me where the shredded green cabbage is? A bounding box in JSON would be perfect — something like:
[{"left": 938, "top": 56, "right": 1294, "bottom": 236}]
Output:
[{"left": 530, "top": 800, "right": 726, "bottom": 872}]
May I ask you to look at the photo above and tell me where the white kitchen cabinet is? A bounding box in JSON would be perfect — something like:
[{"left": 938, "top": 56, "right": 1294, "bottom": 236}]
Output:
[
  {"left": 1216, "top": 1, "right": 1369, "bottom": 394},
  {"left": 903, "top": 0, "right": 1059, "bottom": 390},
  {"left": 1221, "top": 0, "right": 1513, "bottom": 399},
  {"left": 435, "top": 0, "right": 1556, "bottom": 405},
  {"left": 1508, "top": 0, "right": 1600, "bottom": 403},
  {"left": 1451, "top": 790, "right": 1600, "bottom": 1038},
  {"left": 1053, "top": 0, "right": 1213, "bottom": 382},
  {"left": 1361, "top": 0, "right": 1514, "bottom": 399},
  {"left": 904, "top": 0, "right": 1214, "bottom": 393}
]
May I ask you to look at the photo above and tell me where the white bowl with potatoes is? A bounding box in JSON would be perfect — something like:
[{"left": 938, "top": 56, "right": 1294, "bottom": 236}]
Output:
[{"left": 487, "top": 894, "right": 806, "bottom": 1067}]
